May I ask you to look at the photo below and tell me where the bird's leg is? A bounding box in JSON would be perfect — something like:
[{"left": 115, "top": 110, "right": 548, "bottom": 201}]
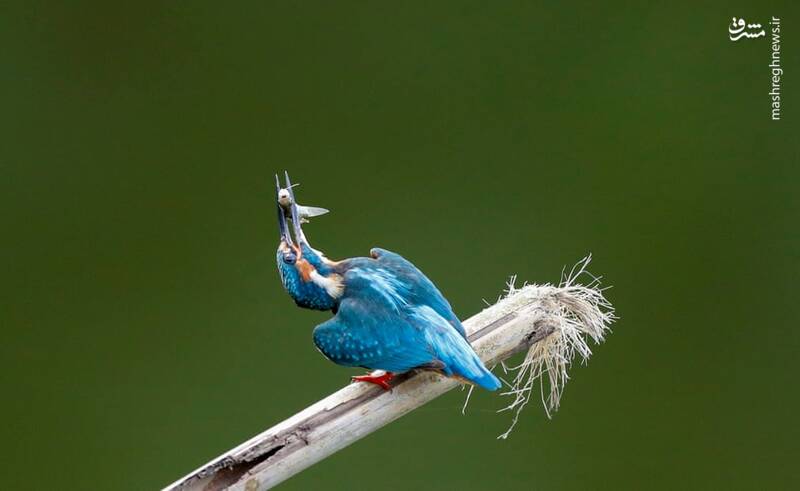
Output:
[{"left": 351, "top": 370, "right": 394, "bottom": 391}]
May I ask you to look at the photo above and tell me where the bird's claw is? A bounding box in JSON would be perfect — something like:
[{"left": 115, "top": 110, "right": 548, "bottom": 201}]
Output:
[{"left": 351, "top": 371, "right": 394, "bottom": 391}]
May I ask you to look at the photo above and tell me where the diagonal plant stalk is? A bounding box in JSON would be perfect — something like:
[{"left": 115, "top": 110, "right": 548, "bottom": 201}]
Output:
[{"left": 163, "top": 256, "right": 615, "bottom": 491}]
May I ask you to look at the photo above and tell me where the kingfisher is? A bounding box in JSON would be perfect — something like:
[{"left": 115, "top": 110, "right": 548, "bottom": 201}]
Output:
[{"left": 274, "top": 172, "right": 501, "bottom": 391}]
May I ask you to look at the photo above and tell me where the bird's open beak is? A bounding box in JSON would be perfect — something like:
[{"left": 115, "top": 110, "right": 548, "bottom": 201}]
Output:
[
  {"left": 275, "top": 174, "right": 293, "bottom": 247},
  {"left": 284, "top": 171, "right": 312, "bottom": 248}
]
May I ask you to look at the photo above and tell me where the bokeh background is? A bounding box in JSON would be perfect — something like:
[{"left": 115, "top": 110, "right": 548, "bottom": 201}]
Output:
[{"left": 2, "top": 1, "right": 798, "bottom": 489}]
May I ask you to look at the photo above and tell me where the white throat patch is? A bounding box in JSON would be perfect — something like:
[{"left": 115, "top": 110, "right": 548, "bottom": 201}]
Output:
[{"left": 310, "top": 271, "right": 344, "bottom": 299}]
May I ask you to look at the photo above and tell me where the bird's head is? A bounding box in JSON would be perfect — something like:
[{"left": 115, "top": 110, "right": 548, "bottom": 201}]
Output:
[{"left": 275, "top": 172, "right": 343, "bottom": 311}]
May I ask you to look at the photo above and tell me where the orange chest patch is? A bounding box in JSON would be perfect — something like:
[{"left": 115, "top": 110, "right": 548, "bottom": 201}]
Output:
[{"left": 297, "top": 259, "right": 315, "bottom": 282}]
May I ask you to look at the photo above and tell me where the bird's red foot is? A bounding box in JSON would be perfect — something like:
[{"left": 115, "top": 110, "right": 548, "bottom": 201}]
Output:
[{"left": 351, "top": 370, "right": 394, "bottom": 391}]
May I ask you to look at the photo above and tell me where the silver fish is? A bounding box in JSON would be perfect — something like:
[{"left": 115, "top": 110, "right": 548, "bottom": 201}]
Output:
[{"left": 278, "top": 187, "right": 329, "bottom": 224}]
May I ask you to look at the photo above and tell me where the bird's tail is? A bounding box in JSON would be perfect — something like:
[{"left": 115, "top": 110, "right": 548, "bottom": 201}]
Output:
[
  {"left": 441, "top": 339, "right": 502, "bottom": 391},
  {"left": 455, "top": 357, "right": 502, "bottom": 391},
  {"left": 419, "top": 307, "right": 503, "bottom": 391}
]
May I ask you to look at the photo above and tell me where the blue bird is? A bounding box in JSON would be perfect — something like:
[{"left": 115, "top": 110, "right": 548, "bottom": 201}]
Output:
[{"left": 275, "top": 172, "right": 501, "bottom": 391}]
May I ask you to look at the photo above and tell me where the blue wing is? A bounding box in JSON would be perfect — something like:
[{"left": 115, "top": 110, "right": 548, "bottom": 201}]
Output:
[
  {"left": 313, "top": 251, "right": 500, "bottom": 390},
  {"left": 367, "top": 248, "right": 467, "bottom": 338},
  {"left": 313, "top": 296, "right": 433, "bottom": 373}
]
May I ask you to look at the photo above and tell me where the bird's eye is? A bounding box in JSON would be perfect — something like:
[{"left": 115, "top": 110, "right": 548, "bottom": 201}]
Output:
[{"left": 283, "top": 252, "right": 297, "bottom": 265}]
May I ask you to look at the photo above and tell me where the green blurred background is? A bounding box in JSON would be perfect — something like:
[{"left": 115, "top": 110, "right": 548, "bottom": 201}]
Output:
[{"left": 2, "top": 1, "right": 797, "bottom": 489}]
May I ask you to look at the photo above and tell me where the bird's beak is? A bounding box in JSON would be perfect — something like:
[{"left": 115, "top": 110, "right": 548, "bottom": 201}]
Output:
[
  {"left": 284, "top": 171, "right": 311, "bottom": 248},
  {"left": 276, "top": 174, "right": 293, "bottom": 247}
]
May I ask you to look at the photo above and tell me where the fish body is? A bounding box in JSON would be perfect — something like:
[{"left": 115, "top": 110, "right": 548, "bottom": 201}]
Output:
[{"left": 278, "top": 187, "right": 329, "bottom": 223}]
